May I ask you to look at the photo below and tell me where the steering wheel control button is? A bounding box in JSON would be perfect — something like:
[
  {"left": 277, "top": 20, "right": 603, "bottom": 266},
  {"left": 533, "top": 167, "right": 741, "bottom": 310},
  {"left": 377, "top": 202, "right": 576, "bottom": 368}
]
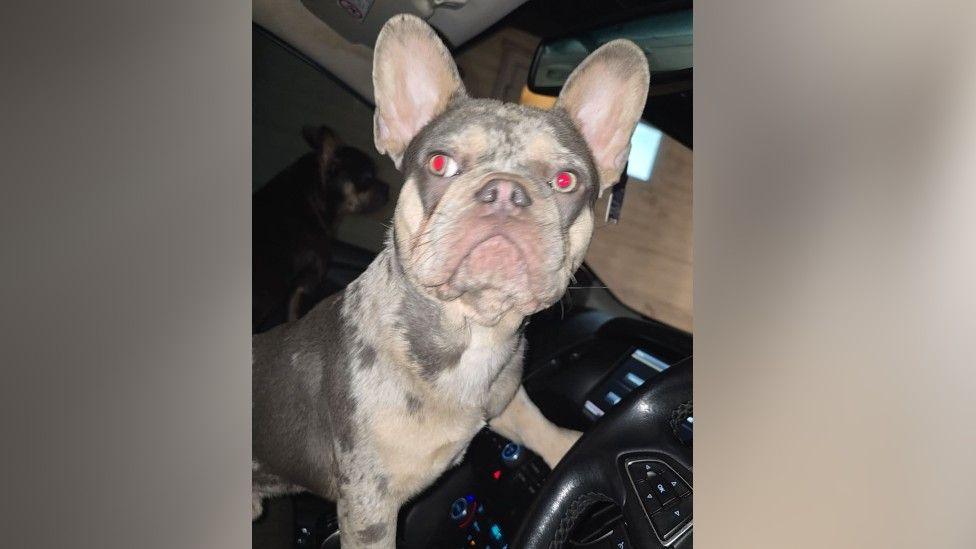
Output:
[
  {"left": 635, "top": 480, "right": 663, "bottom": 513},
  {"left": 626, "top": 458, "right": 693, "bottom": 542},
  {"left": 651, "top": 507, "right": 682, "bottom": 538},
  {"left": 660, "top": 470, "right": 691, "bottom": 497},
  {"left": 500, "top": 442, "right": 522, "bottom": 466},
  {"left": 651, "top": 497, "right": 692, "bottom": 538},
  {"left": 646, "top": 470, "right": 678, "bottom": 505},
  {"left": 612, "top": 538, "right": 631, "bottom": 549},
  {"left": 603, "top": 525, "right": 633, "bottom": 549},
  {"left": 628, "top": 461, "right": 655, "bottom": 482}
]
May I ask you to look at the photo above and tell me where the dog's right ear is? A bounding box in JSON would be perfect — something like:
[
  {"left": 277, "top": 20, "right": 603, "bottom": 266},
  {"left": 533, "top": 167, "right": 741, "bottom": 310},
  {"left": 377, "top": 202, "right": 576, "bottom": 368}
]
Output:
[
  {"left": 302, "top": 125, "right": 340, "bottom": 167},
  {"left": 372, "top": 14, "right": 466, "bottom": 169},
  {"left": 556, "top": 40, "right": 650, "bottom": 196}
]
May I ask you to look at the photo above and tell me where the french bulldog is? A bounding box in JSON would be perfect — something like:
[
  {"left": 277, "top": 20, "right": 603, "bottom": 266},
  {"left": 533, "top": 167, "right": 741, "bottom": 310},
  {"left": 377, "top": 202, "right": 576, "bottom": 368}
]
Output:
[
  {"left": 252, "top": 125, "right": 389, "bottom": 333},
  {"left": 252, "top": 14, "right": 649, "bottom": 548}
]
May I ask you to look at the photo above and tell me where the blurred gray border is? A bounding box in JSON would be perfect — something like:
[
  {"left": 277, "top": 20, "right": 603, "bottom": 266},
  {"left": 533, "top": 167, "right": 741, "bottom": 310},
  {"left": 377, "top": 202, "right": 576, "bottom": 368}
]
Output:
[
  {"left": 0, "top": 2, "right": 250, "bottom": 547},
  {"left": 696, "top": 1, "right": 976, "bottom": 547}
]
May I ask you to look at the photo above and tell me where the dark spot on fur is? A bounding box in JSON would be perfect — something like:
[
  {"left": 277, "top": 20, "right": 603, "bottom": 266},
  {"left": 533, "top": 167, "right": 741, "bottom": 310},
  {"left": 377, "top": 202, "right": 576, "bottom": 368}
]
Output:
[
  {"left": 383, "top": 247, "right": 401, "bottom": 278},
  {"left": 334, "top": 419, "right": 356, "bottom": 454},
  {"left": 375, "top": 475, "right": 389, "bottom": 495},
  {"left": 356, "top": 522, "right": 387, "bottom": 544},
  {"left": 405, "top": 393, "right": 422, "bottom": 414},
  {"left": 339, "top": 283, "right": 378, "bottom": 371},
  {"left": 357, "top": 342, "right": 377, "bottom": 369},
  {"left": 318, "top": 294, "right": 356, "bottom": 453},
  {"left": 397, "top": 286, "right": 465, "bottom": 381}
]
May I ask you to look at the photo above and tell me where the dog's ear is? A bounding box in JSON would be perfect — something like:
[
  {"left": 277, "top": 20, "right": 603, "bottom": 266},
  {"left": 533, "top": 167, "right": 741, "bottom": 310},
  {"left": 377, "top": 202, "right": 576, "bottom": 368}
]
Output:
[
  {"left": 556, "top": 40, "right": 650, "bottom": 195},
  {"left": 302, "top": 125, "right": 340, "bottom": 168},
  {"left": 302, "top": 125, "right": 324, "bottom": 150},
  {"left": 372, "top": 14, "right": 466, "bottom": 168}
]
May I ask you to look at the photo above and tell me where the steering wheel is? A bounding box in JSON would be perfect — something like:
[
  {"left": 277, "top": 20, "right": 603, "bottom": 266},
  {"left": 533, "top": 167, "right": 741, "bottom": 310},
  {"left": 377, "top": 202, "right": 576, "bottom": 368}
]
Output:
[{"left": 513, "top": 358, "right": 693, "bottom": 549}]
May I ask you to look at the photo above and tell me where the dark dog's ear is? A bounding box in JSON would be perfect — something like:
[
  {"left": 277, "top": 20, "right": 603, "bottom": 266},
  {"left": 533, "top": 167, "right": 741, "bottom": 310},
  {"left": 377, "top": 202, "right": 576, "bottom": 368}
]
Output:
[
  {"left": 372, "top": 14, "right": 466, "bottom": 168},
  {"left": 302, "top": 125, "right": 325, "bottom": 150},
  {"left": 302, "top": 125, "right": 341, "bottom": 167},
  {"left": 556, "top": 40, "right": 650, "bottom": 195}
]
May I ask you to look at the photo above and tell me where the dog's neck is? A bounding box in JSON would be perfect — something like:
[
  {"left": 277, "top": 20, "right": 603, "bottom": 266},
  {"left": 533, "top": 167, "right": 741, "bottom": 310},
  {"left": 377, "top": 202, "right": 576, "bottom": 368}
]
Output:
[{"left": 346, "top": 242, "right": 526, "bottom": 383}]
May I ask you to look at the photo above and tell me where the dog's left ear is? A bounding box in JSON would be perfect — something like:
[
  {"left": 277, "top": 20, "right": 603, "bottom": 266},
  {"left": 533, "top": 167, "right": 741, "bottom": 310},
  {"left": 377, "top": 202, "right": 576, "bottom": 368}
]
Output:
[
  {"left": 556, "top": 40, "right": 650, "bottom": 195},
  {"left": 372, "top": 14, "right": 466, "bottom": 169}
]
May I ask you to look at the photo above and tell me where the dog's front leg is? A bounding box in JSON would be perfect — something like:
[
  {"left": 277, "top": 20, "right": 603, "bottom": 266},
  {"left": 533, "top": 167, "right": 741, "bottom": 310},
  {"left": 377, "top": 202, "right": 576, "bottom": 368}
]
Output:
[
  {"left": 489, "top": 385, "right": 583, "bottom": 468},
  {"left": 336, "top": 481, "right": 398, "bottom": 549}
]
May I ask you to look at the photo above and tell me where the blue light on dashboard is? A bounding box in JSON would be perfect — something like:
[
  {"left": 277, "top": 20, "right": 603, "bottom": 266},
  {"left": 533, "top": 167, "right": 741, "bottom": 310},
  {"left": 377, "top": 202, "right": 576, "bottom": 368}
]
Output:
[
  {"left": 631, "top": 349, "right": 670, "bottom": 372},
  {"left": 583, "top": 400, "right": 605, "bottom": 418},
  {"left": 465, "top": 494, "right": 475, "bottom": 503},
  {"left": 490, "top": 524, "right": 503, "bottom": 541},
  {"left": 624, "top": 372, "right": 646, "bottom": 388}
]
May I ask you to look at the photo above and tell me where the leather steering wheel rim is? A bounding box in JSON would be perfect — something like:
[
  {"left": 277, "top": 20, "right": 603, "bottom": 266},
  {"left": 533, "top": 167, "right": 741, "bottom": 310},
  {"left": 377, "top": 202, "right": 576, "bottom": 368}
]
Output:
[{"left": 513, "top": 358, "right": 693, "bottom": 549}]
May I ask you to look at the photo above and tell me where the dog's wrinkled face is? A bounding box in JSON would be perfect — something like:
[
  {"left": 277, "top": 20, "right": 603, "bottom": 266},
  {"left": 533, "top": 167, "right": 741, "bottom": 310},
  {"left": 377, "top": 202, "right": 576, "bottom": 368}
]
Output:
[
  {"left": 372, "top": 15, "right": 649, "bottom": 325},
  {"left": 395, "top": 100, "right": 597, "bottom": 323}
]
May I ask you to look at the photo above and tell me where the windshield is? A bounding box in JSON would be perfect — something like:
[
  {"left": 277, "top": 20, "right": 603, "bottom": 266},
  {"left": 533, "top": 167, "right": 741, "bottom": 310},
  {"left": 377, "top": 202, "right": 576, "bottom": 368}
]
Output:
[{"left": 584, "top": 122, "right": 693, "bottom": 332}]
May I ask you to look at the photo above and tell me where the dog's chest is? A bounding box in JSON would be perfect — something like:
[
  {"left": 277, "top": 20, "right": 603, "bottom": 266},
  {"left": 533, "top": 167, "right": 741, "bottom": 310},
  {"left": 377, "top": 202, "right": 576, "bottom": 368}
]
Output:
[
  {"left": 368, "top": 399, "right": 484, "bottom": 498},
  {"left": 446, "top": 324, "right": 521, "bottom": 406},
  {"left": 362, "top": 327, "right": 521, "bottom": 498}
]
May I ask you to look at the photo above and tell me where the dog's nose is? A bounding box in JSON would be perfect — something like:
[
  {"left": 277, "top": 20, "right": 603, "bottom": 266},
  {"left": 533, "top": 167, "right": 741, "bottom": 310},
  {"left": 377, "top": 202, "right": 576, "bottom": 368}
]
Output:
[{"left": 475, "top": 179, "right": 532, "bottom": 209}]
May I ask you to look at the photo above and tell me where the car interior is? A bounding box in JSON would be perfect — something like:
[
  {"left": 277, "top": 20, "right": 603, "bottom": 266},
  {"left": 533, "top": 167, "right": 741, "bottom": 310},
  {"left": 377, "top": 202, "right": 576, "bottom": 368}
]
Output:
[{"left": 253, "top": 1, "right": 693, "bottom": 547}]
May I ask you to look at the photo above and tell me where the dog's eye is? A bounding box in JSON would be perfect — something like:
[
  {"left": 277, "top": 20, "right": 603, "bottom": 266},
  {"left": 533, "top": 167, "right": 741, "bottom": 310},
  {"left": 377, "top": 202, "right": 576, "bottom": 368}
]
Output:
[
  {"left": 428, "top": 154, "right": 459, "bottom": 177},
  {"left": 552, "top": 171, "right": 578, "bottom": 193}
]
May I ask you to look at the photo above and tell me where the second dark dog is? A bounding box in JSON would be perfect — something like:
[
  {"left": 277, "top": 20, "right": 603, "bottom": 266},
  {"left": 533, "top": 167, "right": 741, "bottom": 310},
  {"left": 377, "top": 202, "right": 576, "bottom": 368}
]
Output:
[{"left": 253, "top": 126, "right": 389, "bottom": 332}]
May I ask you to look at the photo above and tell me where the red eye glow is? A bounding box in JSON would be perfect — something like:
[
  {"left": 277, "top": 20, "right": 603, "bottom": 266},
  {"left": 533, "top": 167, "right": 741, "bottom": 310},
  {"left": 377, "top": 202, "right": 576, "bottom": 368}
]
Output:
[
  {"left": 428, "top": 153, "right": 458, "bottom": 177},
  {"left": 430, "top": 154, "right": 446, "bottom": 173},
  {"left": 553, "top": 171, "right": 577, "bottom": 192}
]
